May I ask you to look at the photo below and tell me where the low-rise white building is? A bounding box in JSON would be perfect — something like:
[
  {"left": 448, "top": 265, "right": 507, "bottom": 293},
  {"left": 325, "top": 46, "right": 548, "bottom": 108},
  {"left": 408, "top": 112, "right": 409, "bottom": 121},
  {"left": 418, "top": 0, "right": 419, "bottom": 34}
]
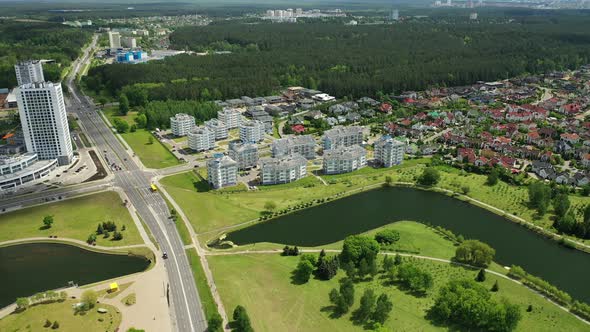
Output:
[
  {"left": 170, "top": 113, "right": 196, "bottom": 137},
  {"left": 0, "top": 153, "right": 58, "bottom": 192},
  {"left": 218, "top": 108, "right": 242, "bottom": 129},
  {"left": 228, "top": 141, "right": 259, "bottom": 170},
  {"left": 272, "top": 135, "right": 316, "bottom": 159},
  {"left": 323, "top": 145, "right": 367, "bottom": 174},
  {"left": 374, "top": 135, "right": 405, "bottom": 167},
  {"left": 205, "top": 119, "right": 228, "bottom": 140},
  {"left": 207, "top": 155, "right": 238, "bottom": 189},
  {"left": 188, "top": 127, "right": 215, "bottom": 152},
  {"left": 260, "top": 154, "right": 307, "bottom": 185},
  {"left": 322, "top": 126, "right": 363, "bottom": 150},
  {"left": 240, "top": 120, "right": 266, "bottom": 144}
]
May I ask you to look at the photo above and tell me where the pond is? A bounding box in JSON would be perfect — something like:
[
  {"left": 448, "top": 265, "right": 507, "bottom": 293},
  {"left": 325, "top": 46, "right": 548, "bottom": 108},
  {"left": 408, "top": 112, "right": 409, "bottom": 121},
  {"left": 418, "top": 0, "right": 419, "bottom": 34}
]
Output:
[
  {"left": 226, "top": 186, "right": 590, "bottom": 303},
  {"left": 0, "top": 242, "right": 149, "bottom": 308}
]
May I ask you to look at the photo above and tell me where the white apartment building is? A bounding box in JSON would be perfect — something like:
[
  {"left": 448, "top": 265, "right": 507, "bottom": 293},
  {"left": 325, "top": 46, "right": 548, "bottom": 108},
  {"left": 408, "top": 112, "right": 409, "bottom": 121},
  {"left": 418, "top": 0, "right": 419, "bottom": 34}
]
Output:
[
  {"left": 240, "top": 120, "right": 266, "bottom": 144},
  {"left": 121, "top": 36, "right": 137, "bottom": 48},
  {"left": 0, "top": 153, "right": 58, "bottom": 192},
  {"left": 188, "top": 127, "right": 215, "bottom": 152},
  {"left": 218, "top": 108, "right": 242, "bottom": 129},
  {"left": 260, "top": 154, "right": 307, "bottom": 185},
  {"left": 323, "top": 145, "right": 367, "bottom": 175},
  {"left": 16, "top": 82, "right": 73, "bottom": 165},
  {"left": 205, "top": 119, "right": 229, "bottom": 140},
  {"left": 228, "top": 141, "right": 258, "bottom": 170},
  {"left": 108, "top": 31, "right": 121, "bottom": 48},
  {"left": 170, "top": 113, "right": 196, "bottom": 137},
  {"left": 14, "top": 60, "right": 44, "bottom": 86},
  {"left": 272, "top": 135, "right": 316, "bottom": 159},
  {"left": 207, "top": 155, "right": 238, "bottom": 189},
  {"left": 322, "top": 126, "right": 364, "bottom": 150},
  {"left": 374, "top": 135, "right": 405, "bottom": 167}
]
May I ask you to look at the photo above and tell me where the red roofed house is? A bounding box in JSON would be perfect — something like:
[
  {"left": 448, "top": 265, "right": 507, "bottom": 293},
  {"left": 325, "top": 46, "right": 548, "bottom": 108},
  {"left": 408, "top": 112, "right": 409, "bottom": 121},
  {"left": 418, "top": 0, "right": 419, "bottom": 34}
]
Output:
[
  {"left": 582, "top": 154, "right": 590, "bottom": 168},
  {"left": 559, "top": 103, "right": 582, "bottom": 115},
  {"left": 560, "top": 133, "right": 580, "bottom": 144},
  {"left": 291, "top": 124, "right": 305, "bottom": 134},
  {"left": 457, "top": 148, "right": 476, "bottom": 163},
  {"left": 379, "top": 103, "right": 392, "bottom": 113}
]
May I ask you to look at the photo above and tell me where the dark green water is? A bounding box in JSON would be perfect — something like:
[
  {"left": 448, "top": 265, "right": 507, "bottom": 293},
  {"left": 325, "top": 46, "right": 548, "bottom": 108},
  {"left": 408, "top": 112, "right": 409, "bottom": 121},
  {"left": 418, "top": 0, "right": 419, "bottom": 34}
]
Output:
[
  {"left": 227, "top": 186, "right": 590, "bottom": 303},
  {"left": 0, "top": 242, "right": 149, "bottom": 308}
]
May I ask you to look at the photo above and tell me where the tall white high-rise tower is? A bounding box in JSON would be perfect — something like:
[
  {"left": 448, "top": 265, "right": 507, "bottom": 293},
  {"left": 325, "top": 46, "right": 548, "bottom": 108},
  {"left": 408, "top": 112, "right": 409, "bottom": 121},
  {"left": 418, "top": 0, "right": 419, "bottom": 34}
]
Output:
[{"left": 14, "top": 60, "right": 45, "bottom": 86}]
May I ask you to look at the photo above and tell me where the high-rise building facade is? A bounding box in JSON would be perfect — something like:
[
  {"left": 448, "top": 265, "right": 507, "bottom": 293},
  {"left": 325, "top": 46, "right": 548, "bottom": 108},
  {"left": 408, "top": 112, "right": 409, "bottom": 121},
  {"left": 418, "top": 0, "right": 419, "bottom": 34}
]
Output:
[
  {"left": 374, "top": 135, "right": 405, "bottom": 167},
  {"left": 14, "top": 60, "right": 45, "bottom": 86},
  {"left": 207, "top": 155, "right": 238, "bottom": 189},
  {"left": 16, "top": 82, "right": 73, "bottom": 165},
  {"left": 170, "top": 113, "right": 196, "bottom": 137},
  {"left": 108, "top": 31, "right": 121, "bottom": 48},
  {"left": 205, "top": 119, "right": 228, "bottom": 140},
  {"left": 240, "top": 120, "right": 266, "bottom": 144},
  {"left": 187, "top": 127, "right": 215, "bottom": 152},
  {"left": 228, "top": 141, "right": 258, "bottom": 170},
  {"left": 218, "top": 108, "right": 242, "bottom": 129}
]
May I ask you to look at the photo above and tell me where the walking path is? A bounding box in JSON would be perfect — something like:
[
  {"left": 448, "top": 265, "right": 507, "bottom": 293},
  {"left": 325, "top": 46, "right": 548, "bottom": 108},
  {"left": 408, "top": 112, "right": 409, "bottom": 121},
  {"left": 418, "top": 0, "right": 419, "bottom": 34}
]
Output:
[
  {"left": 0, "top": 237, "right": 147, "bottom": 251},
  {"left": 205, "top": 249, "right": 590, "bottom": 326}
]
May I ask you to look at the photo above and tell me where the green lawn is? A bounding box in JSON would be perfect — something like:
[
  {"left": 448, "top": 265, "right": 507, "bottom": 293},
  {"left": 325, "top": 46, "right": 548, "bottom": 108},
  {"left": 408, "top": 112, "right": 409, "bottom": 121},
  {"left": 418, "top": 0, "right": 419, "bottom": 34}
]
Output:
[
  {"left": 186, "top": 248, "right": 219, "bottom": 321},
  {"left": 0, "top": 192, "right": 143, "bottom": 247},
  {"left": 208, "top": 254, "right": 587, "bottom": 332},
  {"left": 205, "top": 221, "right": 458, "bottom": 261},
  {"left": 0, "top": 300, "right": 121, "bottom": 332},
  {"left": 102, "top": 107, "right": 180, "bottom": 169}
]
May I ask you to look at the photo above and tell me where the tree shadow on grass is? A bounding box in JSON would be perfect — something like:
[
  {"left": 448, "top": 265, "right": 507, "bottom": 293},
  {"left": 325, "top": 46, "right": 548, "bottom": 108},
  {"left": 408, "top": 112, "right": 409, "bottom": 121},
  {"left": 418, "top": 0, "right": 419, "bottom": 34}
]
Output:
[
  {"left": 38, "top": 225, "right": 51, "bottom": 230},
  {"left": 320, "top": 305, "right": 346, "bottom": 319}
]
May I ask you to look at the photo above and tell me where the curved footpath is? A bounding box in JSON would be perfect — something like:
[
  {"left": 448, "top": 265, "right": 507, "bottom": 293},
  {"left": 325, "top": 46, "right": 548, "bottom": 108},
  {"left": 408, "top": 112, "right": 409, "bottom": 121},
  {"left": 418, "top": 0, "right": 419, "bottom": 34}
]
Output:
[
  {"left": 205, "top": 248, "right": 590, "bottom": 326},
  {"left": 0, "top": 237, "right": 147, "bottom": 251}
]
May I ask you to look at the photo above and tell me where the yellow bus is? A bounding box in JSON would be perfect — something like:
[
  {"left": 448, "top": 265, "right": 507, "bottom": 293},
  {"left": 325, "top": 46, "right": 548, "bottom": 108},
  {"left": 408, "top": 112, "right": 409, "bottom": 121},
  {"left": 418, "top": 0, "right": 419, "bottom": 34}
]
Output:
[{"left": 150, "top": 184, "right": 157, "bottom": 192}]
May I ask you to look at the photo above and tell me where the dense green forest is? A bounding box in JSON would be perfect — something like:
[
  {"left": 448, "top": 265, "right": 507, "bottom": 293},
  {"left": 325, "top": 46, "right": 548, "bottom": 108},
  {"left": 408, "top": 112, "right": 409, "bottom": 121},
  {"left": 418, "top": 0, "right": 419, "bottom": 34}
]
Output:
[
  {"left": 85, "top": 16, "right": 590, "bottom": 100},
  {"left": 0, "top": 21, "right": 91, "bottom": 88}
]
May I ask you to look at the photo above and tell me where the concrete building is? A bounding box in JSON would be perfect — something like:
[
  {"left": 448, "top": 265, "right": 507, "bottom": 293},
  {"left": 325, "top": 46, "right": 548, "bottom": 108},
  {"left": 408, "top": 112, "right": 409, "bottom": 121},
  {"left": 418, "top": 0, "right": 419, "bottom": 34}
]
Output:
[
  {"left": 121, "top": 36, "right": 137, "bottom": 48},
  {"left": 108, "top": 31, "right": 121, "bottom": 48},
  {"left": 16, "top": 82, "right": 73, "bottom": 165},
  {"left": 207, "top": 155, "right": 238, "bottom": 189},
  {"left": 205, "top": 119, "right": 228, "bottom": 140},
  {"left": 14, "top": 60, "right": 44, "bottom": 86},
  {"left": 272, "top": 135, "right": 316, "bottom": 159},
  {"left": 228, "top": 141, "right": 258, "bottom": 170},
  {"left": 218, "top": 108, "right": 242, "bottom": 129},
  {"left": 322, "top": 126, "right": 364, "bottom": 150},
  {"left": 260, "top": 154, "right": 307, "bottom": 185},
  {"left": 323, "top": 145, "right": 367, "bottom": 174},
  {"left": 187, "top": 127, "right": 215, "bottom": 152},
  {"left": 240, "top": 120, "right": 266, "bottom": 144},
  {"left": 374, "top": 135, "right": 405, "bottom": 167},
  {"left": 170, "top": 113, "right": 196, "bottom": 137},
  {"left": 0, "top": 153, "right": 58, "bottom": 191}
]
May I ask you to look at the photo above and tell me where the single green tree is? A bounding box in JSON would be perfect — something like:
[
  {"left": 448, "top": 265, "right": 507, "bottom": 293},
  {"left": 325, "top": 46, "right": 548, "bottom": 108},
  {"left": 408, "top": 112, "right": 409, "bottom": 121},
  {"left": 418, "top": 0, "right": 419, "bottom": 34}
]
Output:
[
  {"left": 96, "top": 223, "right": 104, "bottom": 234},
  {"left": 372, "top": 293, "right": 393, "bottom": 324},
  {"left": 294, "top": 259, "right": 314, "bottom": 283},
  {"left": 15, "top": 297, "right": 29, "bottom": 310},
  {"left": 486, "top": 169, "right": 499, "bottom": 186},
  {"left": 81, "top": 290, "right": 97, "bottom": 310},
  {"left": 417, "top": 167, "right": 440, "bottom": 186},
  {"left": 43, "top": 215, "right": 54, "bottom": 228},
  {"left": 491, "top": 280, "right": 499, "bottom": 292},
  {"left": 356, "top": 289, "right": 376, "bottom": 323},
  {"left": 207, "top": 312, "right": 223, "bottom": 332},
  {"left": 52, "top": 320, "right": 60, "bottom": 329},
  {"left": 119, "top": 94, "right": 130, "bottom": 116},
  {"left": 148, "top": 136, "right": 154, "bottom": 145}
]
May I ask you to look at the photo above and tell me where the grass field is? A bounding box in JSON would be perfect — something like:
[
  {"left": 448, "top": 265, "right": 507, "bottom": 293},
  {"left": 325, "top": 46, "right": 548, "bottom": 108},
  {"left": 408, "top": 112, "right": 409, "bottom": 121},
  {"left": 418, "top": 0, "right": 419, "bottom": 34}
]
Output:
[
  {"left": 162, "top": 161, "right": 590, "bottom": 248},
  {"left": 204, "top": 221, "right": 459, "bottom": 261},
  {"left": 0, "top": 192, "right": 143, "bottom": 247},
  {"left": 102, "top": 107, "right": 180, "bottom": 169},
  {"left": 186, "top": 248, "right": 219, "bottom": 321},
  {"left": 0, "top": 300, "right": 121, "bottom": 332},
  {"left": 208, "top": 254, "right": 587, "bottom": 332}
]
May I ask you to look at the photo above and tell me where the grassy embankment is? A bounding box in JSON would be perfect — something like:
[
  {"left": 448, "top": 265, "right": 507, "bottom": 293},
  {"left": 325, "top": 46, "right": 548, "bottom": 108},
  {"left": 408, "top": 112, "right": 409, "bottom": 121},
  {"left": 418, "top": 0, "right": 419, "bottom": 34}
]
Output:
[
  {"left": 186, "top": 248, "right": 219, "bottom": 321},
  {"left": 0, "top": 300, "right": 121, "bottom": 332},
  {"left": 207, "top": 223, "right": 588, "bottom": 332},
  {"left": 103, "top": 107, "right": 180, "bottom": 169},
  {"left": 160, "top": 161, "right": 589, "bottom": 246},
  {"left": 0, "top": 191, "right": 143, "bottom": 247}
]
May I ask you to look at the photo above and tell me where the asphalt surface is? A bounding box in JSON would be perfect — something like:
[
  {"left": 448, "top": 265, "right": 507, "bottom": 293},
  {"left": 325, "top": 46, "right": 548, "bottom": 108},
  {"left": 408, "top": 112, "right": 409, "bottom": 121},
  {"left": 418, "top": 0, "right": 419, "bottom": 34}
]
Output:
[{"left": 64, "top": 36, "right": 206, "bottom": 332}]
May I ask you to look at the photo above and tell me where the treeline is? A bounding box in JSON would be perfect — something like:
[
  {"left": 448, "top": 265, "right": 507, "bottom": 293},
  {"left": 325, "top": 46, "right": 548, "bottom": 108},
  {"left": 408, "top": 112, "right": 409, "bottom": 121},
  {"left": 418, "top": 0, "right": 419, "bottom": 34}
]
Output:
[
  {"left": 85, "top": 17, "right": 590, "bottom": 100},
  {"left": 0, "top": 21, "right": 91, "bottom": 87},
  {"left": 142, "top": 100, "right": 220, "bottom": 130}
]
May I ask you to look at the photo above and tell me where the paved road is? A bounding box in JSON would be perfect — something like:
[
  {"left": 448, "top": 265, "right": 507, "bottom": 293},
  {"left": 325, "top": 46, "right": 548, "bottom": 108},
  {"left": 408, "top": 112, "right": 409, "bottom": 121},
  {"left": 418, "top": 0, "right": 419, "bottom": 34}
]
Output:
[{"left": 65, "top": 35, "right": 206, "bottom": 332}]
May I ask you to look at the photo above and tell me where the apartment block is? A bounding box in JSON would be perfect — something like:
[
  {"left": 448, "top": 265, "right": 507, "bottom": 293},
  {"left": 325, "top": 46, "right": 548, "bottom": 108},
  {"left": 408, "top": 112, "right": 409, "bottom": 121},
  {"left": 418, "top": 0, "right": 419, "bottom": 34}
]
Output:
[
  {"left": 205, "top": 119, "right": 229, "bottom": 140},
  {"left": 239, "top": 120, "right": 266, "bottom": 144},
  {"left": 228, "top": 141, "right": 259, "bottom": 170},
  {"left": 260, "top": 154, "right": 307, "bottom": 185},
  {"left": 218, "top": 108, "right": 242, "bottom": 129},
  {"left": 323, "top": 145, "right": 366, "bottom": 175},
  {"left": 322, "top": 126, "right": 363, "bottom": 150},
  {"left": 207, "top": 155, "right": 238, "bottom": 189},
  {"left": 188, "top": 127, "right": 215, "bottom": 152},
  {"left": 374, "top": 135, "right": 405, "bottom": 167},
  {"left": 170, "top": 113, "right": 196, "bottom": 137},
  {"left": 272, "top": 135, "right": 316, "bottom": 159}
]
